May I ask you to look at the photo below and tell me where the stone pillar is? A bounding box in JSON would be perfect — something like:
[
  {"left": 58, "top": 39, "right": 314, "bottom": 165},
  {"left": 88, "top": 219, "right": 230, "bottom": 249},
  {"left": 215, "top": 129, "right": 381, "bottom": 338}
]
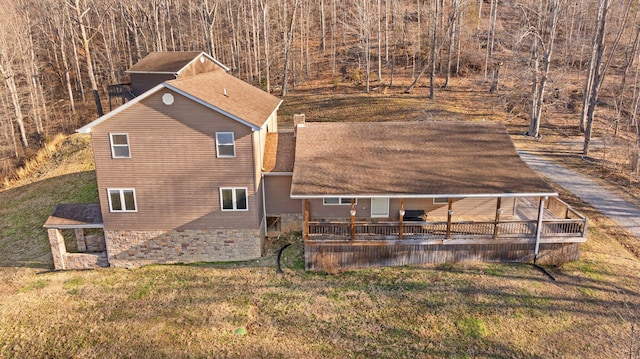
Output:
[
  {"left": 75, "top": 228, "right": 87, "bottom": 252},
  {"left": 47, "top": 228, "right": 66, "bottom": 270}
]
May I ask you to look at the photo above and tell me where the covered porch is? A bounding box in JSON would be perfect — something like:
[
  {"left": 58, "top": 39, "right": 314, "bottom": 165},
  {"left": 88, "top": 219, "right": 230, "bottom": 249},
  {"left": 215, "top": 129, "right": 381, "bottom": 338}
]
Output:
[
  {"left": 305, "top": 196, "right": 586, "bottom": 243},
  {"left": 302, "top": 196, "right": 587, "bottom": 271}
]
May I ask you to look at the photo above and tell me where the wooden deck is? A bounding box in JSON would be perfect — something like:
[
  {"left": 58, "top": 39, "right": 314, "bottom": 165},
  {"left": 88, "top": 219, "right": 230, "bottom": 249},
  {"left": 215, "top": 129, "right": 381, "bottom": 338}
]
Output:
[{"left": 304, "top": 197, "right": 587, "bottom": 271}]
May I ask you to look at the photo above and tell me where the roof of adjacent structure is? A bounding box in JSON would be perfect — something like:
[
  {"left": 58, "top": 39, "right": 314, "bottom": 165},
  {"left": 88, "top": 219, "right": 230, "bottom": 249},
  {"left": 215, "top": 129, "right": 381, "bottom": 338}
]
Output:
[
  {"left": 263, "top": 131, "right": 296, "bottom": 173},
  {"left": 165, "top": 71, "right": 282, "bottom": 128},
  {"left": 290, "top": 121, "right": 556, "bottom": 198},
  {"left": 126, "top": 51, "right": 230, "bottom": 73},
  {"left": 44, "top": 204, "right": 104, "bottom": 229}
]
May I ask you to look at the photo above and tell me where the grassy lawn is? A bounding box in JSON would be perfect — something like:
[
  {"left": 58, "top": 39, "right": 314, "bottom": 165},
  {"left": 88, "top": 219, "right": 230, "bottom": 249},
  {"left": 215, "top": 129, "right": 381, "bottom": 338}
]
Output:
[{"left": 1, "top": 87, "right": 639, "bottom": 357}]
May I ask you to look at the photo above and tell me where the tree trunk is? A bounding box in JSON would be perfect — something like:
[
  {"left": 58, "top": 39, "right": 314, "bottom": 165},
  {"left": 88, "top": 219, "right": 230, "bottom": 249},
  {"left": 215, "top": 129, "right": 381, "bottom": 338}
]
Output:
[
  {"left": 583, "top": 0, "right": 609, "bottom": 156},
  {"left": 73, "top": 0, "right": 104, "bottom": 117}
]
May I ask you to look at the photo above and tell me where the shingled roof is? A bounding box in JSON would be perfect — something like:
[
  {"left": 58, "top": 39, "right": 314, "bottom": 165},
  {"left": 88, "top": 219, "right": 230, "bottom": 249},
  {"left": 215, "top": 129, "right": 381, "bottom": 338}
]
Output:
[
  {"left": 290, "top": 121, "right": 556, "bottom": 198},
  {"left": 166, "top": 71, "right": 282, "bottom": 128},
  {"left": 126, "top": 51, "right": 228, "bottom": 73},
  {"left": 263, "top": 132, "right": 296, "bottom": 173}
]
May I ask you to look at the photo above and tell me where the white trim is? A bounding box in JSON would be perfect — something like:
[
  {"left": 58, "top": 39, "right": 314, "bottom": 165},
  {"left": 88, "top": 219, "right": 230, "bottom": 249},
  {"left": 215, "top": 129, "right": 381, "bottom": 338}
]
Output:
[
  {"left": 323, "top": 198, "right": 357, "bottom": 206},
  {"left": 215, "top": 132, "right": 236, "bottom": 158},
  {"left": 219, "top": 187, "right": 249, "bottom": 211},
  {"left": 107, "top": 188, "right": 137, "bottom": 212},
  {"left": 291, "top": 192, "right": 558, "bottom": 200},
  {"left": 109, "top": 133, "right": 130, "bottom": 158},
  {"left": 370, "top": 197, "right": 390, "bottom": 217},
  {"left": 263, "top": 172, "right": 294, "bottom": 176}
]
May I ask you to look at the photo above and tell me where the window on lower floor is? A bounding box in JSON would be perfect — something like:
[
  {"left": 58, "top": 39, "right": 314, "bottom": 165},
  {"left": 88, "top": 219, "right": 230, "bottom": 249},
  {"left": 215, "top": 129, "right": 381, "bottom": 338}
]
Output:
[
  {"left": 220, "top": 187, "right": 248, "bottom": 211},
  {"left": 323, "top": 198, "right": 357, "bottom": 205},
  {"left": 108, "top": 188, "right": 137, "bottom": 212}
]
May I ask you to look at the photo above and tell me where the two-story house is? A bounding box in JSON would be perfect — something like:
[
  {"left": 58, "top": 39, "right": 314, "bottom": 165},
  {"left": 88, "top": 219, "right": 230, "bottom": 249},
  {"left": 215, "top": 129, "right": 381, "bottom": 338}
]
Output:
[
  {"left": 46, "top": 52, "right": 588, "bottom": 271},
  {"left": 74, "top": 52, "right": 281, "bottom": 268}
]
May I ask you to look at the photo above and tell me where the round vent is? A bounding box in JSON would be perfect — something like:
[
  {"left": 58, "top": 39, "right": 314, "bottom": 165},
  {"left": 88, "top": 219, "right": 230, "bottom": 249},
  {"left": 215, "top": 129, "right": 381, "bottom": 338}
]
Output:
[{"left": 162, "top": 93, "right": 174, "bottom": 105}]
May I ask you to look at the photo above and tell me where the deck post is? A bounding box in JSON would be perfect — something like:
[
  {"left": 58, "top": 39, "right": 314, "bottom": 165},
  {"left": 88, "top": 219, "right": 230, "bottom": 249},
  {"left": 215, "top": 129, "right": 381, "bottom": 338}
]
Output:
[
  {"left": 350, "top": 199, "right": 356, "bottom": 241},
  {"left": 399, "top": 199, "right": 404, "bottom": 240},
  {"left": 534, "top": 196, "right": 547, "bottom": 258},
  {"left": 446, "top": 199, "right": 453, "bottom": 240},
  {"left": 493, "top": 197, "right": 502, "bottom": 239},
  {"left": 304, "top": 199, "right": 309, "bottom": 241}
]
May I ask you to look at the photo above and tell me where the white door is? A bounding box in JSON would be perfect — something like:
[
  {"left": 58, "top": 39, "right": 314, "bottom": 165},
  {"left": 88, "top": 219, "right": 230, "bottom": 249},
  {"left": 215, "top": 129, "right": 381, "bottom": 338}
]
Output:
[{"left": 371, "top": 198, "right": 390, "bottom": 218}]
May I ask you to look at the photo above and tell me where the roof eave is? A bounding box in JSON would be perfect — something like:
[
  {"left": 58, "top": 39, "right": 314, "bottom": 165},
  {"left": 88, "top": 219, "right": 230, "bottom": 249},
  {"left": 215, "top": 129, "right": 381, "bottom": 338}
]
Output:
[{"left": 289, "top": 192, "right": 559, "bottom": 199}]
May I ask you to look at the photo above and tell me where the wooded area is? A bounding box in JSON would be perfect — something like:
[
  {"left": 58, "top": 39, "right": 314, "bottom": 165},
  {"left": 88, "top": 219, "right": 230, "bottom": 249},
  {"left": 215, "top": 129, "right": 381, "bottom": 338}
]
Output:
[{"left": 0, "top": 0, "right": 638, "bottom": 183}]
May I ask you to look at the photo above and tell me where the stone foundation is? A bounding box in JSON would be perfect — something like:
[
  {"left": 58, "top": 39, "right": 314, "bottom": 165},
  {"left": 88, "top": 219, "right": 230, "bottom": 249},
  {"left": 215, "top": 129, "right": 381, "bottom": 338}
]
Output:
[
  {"left": 105, "top": 229, "right": 262, "bottom": 268},
  {"left": 47, "top": 228, "right": 109, "bottom": 270},
  {"left": 280, "top": 214, "right": 303, "bottom": 232}
]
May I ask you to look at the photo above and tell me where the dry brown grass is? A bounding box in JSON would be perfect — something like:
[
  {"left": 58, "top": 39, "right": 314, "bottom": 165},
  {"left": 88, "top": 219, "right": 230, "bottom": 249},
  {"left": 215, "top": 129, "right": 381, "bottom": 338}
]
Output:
[{"left": 1, "top": 83, "right": 640, "bottom": 357}]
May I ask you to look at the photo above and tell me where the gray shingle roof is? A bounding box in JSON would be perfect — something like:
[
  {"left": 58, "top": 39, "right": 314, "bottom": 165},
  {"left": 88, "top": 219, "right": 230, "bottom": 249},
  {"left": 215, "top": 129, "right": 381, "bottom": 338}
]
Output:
[{"left": 290, "top": 121, "right": 556, "bottom": 197}]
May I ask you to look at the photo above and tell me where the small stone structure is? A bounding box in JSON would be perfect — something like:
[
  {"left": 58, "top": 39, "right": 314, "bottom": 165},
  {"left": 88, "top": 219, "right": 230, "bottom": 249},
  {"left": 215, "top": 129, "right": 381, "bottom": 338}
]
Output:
[
  {"left": 44, "top": 204, "right": 108, "bottom": 270},
  {"left": 104, "top": 229, "right": 262, "bottom": 268}
]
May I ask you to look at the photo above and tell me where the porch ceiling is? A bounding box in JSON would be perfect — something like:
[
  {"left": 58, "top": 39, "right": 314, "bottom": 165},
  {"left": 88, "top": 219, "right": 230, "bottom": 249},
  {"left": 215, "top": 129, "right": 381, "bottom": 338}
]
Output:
[
  {"left": 290, "top": 121, "right": 556, "bottom": 198},
  {"left": 44, "top": 204, "right": 104, "bottom": 229}
]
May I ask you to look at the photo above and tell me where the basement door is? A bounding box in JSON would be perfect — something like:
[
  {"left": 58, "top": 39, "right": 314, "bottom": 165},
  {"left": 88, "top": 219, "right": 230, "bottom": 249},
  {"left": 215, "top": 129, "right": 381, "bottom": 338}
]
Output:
[{"left": 371, "top": 198, "right": 390, "bottom": 218}]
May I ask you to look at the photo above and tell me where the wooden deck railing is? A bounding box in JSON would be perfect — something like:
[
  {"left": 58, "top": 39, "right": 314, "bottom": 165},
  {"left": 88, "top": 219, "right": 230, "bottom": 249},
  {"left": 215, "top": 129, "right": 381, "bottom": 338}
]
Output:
[{"left": 308, "top": 217, "right": 586, "bottom": 241}]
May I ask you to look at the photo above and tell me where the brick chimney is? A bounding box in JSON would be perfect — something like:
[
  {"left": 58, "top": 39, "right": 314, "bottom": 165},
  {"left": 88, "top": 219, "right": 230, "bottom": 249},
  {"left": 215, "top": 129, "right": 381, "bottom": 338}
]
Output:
[{"left": 293, "top": 113, "right": 305, "bottom": 136}]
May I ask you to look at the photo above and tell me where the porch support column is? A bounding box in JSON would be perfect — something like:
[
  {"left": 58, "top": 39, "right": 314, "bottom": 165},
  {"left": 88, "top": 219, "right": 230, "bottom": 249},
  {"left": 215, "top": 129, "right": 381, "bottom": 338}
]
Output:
[
  {"left": 47, "top": 228, "right": 66, "bottom": 270},
  {"left": 534, "top": 196, "right": 547, "bottom": 260},
  {"left": 304, "top": 199, "right": 309, "bottom": 241},
  {"left": 350, "top": 199, "right": 356, "bottom": 241},
  {"left": 446, "top": 199, "right": 453, "bottom": 240},
  {"left": 398, "top": 199, "right": 404, "bottom": 240},
  {"left": 75, "top": 228, "right": 87, "bottom": 252},
  {"left": 493, "top": 197, "right": 502, "bottom": 239}
]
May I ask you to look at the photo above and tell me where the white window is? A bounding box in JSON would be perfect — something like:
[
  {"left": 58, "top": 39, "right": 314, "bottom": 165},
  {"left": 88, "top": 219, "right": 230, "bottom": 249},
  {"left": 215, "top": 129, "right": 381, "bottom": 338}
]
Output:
[
  {"left": 216, "top": 132, "right": 235, "bottom": 158},
  {"left": 323, "top": 198, "right": 357, "bottom": 205},
  {"left": 433, "top": 197, "right": 449, "bottom": 204},
  {"left": 110, "top": 133, "right": 130, "bottom": 158},
  {"left": 220, "top": 188, "right": 248, "bottom": 211},
  {"left": 108, "top": 188, "right": 137, "bottom": 212}
]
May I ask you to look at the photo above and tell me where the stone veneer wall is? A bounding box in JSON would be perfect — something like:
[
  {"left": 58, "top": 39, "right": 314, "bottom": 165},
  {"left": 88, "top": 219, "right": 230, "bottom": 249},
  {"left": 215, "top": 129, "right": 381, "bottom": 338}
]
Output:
[
  {"left": 105, "top": 229, "right": 262, "bottom": 268},
  {"left": 280, "top": 214, "right": 304, "bottom": 233}
]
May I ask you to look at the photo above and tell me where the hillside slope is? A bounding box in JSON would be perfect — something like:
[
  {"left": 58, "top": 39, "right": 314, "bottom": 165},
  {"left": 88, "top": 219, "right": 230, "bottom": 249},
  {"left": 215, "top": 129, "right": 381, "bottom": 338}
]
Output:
[{"left": 0, "top": 134, "right": 98, "bottom": 267}]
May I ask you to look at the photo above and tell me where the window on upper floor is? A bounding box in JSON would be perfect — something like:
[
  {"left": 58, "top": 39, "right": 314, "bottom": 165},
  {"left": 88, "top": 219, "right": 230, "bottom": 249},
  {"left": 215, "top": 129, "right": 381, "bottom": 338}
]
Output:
[
  {"left": 220, "top": 187, "right": 248, "bottom": 211},
  {"left": 216, "top": 132, "right": 235, "bottom": 158},
  {"left": 108, "top": 188, "right": 137, "bottom": 212},
  {"left": 323, "top": 198, "right": 357, "bottom": 205},
  {"left": 110, "top": 133, "right": 130, "bottom": 158},
  {"left": 433, "top": 197, "right": 449, "bottom": 204}
]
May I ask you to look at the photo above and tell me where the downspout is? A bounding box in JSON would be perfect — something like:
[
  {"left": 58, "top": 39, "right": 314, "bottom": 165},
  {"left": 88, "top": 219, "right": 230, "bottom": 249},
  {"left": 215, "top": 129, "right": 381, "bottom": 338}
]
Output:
[{"left": 258, "top": 128, "right": 268, "bottom": 235}]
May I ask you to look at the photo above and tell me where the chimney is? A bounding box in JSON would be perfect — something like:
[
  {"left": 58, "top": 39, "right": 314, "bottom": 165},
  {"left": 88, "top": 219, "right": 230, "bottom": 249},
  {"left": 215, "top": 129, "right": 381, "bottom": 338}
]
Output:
[{"left": 293, "top": 113, "right": 305, "bottom": 137}]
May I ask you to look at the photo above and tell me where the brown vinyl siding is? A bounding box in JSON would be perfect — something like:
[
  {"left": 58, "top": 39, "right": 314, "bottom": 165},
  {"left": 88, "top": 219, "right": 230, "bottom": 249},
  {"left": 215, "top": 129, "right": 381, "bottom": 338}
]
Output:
[
  {"left": 92, "top": 89, "right": 259, "bottom": 231},
  {"left": 130, "top": 73, "right": 176, "bottom": 96},
  {"left": 308, "top": 198, "right": 372, "bottom": 219},
  {"left": 389, "top": 197, "right": 516, "bottom": 220},
  {"left": 306, "top": 197, "right": 516, "bottom": 220},
  {"left": 264, "top": 176, "right": 301, "bottom": 214}
]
